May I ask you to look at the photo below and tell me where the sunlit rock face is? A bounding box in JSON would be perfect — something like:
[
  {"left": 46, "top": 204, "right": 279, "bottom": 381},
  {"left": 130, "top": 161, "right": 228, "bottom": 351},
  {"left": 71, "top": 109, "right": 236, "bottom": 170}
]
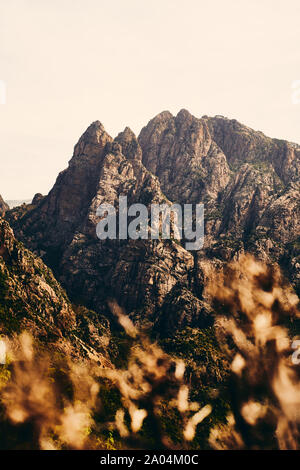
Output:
[{"left": 6, "top": 110, "right": 300, "bottom": 332}]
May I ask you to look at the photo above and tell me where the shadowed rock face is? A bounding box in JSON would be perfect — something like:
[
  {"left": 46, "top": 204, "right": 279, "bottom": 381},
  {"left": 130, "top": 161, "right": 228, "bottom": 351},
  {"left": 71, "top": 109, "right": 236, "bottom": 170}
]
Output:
[
  {"left": 0, "top": 217, "right": 113, "bottom": 365},
  {"left": 6, "top": 110, "right": 300, "bottom": 333},
  {"left": 0, "top": 195, "right": 9, "bottom": 216},
  {"left": 31, "top": 193, "right": 44, "bottom": 205}
]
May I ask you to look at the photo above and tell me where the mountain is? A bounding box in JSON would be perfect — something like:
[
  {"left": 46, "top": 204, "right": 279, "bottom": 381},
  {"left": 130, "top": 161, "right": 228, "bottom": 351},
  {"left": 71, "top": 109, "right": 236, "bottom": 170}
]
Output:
[
  {"left": 6, "top": 110, "right": 300, "bottom": 334},
  {"left": 1, "top": 111, "right": 299, "bottom": 450},
  {"left": 5, "top": 200, "right": 31, "bottom": 210},
  {"left": 0, "top": 217, "right": 112, "bottom": 365}
]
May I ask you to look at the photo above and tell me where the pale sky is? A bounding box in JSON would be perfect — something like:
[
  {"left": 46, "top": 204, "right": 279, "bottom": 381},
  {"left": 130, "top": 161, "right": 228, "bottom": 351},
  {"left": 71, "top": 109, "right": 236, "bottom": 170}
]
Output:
[{"left": 0, "top": 0, "right": 300, "bottom": 199}]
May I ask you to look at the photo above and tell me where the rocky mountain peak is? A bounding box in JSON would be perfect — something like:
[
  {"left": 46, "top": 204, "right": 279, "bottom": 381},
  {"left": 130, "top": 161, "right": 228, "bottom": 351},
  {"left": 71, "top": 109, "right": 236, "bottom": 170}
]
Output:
[
  {"left": 72, "top": 120, "right": 112, "bottom": 162},
  {"left": 204, "top": 115, "right": 300, "bottom": 184},
  {"left": 115, "top": 127, "right": 142, "bottom": 161},
  {"left": 82, "top": 120, "right": 106, "bottom": 139},
  {"left": 175, "top": 108, "right": 194, "bottom": 123},
  {"left": 138, "top": 108, "right": 228, "bottom": 203},
  {"left": 31, "top": 193, "right": 44, "bottom": 205},
  {"left": 151, "top": 110, "right": 173, "bottom": 122},
  {"left": 138, "top": 110, "right": 173, "bottom": 141},
  {"left": 119, "top": 126, "right": 135, "bottom": 137},
  {"left": 5, "top": 109, "right": 300, "bottom": 329}
]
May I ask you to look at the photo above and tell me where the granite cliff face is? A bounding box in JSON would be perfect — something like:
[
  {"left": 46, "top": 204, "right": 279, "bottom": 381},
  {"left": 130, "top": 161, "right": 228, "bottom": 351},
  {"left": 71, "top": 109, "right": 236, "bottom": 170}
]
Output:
[
  {"left": 139, "top": 109, "right": 230, "bottom": 204},
  {"left": 6, "top": 110, "right": 300, "bottom": 333},
  {"left": 0, "top": 217, "right": 112, "bottom": 365}
]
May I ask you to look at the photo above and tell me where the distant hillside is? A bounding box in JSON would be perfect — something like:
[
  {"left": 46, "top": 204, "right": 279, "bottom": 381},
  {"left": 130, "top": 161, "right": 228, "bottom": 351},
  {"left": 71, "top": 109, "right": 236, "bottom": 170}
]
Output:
[{"left": 5, "top": 199, "right": 31, "bottom": 209}]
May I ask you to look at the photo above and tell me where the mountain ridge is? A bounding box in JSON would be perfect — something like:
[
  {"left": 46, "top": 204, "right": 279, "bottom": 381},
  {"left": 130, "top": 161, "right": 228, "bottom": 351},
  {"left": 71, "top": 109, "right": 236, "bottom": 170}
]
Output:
[{"left": 5, "top": 109, "right": 300, "bottom": 332}]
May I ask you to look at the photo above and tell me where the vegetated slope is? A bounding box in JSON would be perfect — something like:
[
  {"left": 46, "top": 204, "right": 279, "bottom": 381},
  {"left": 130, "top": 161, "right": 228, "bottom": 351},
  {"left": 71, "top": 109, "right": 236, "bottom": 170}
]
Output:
[{"left": 0, "top": 217, "right": 112, "bottom": 366}]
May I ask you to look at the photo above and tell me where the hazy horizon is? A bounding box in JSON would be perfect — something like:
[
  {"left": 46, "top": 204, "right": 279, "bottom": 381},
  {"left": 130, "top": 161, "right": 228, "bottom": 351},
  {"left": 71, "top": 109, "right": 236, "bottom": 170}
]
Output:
[{"left": 1, "top": 0, "right": 300, "bottom": 199}]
